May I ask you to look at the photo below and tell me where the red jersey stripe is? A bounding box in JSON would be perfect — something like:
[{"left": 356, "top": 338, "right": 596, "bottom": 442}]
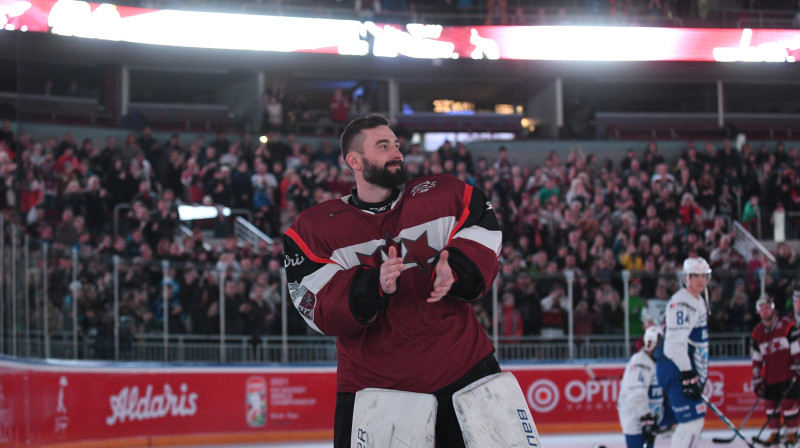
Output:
[
  {"left": 448, "top": 184, "right": 473, "bottom": 243},
  {"left": 284, "top": 228, "right": 335, "bottom": 265}
]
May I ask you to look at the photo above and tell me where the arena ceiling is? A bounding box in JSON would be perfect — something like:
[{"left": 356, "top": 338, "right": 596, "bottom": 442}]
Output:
[{"left": 3, "top": 30, "right": 800, "bottom": 113}]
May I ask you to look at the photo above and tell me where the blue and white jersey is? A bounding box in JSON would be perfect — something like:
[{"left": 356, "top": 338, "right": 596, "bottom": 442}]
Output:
[
  {"left": 662, "top": 288, "right": 709, "bottom": 379},
  {"left": 618, "top": 350, "right": 663, "bottom": 435}
]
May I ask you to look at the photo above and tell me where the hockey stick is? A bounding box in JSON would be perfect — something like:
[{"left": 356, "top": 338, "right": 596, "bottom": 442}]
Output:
[
  {"left": 712, "top": 397, "right": 761, "bottom": 444},
  {"left": 702, "top": 394, "right": 756, "bottom": 448},
  {"left": 583, "top": 364, "right": 622, "bottom": 382},
  {"left": 751, "top": 377, "right": 797, "bottom": 445}
]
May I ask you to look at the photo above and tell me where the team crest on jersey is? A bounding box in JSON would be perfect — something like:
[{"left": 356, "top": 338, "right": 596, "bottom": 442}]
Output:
[
  {"left": 288, "top": 281, "right": 315, "bottom": 320},
  {"left": 410, "top": 180, "right": 436, "bottom": 196}
]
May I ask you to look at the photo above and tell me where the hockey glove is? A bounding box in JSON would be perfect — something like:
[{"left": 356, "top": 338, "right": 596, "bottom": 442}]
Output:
[
  {"left": 640, "top": 413, "right": 657, "bottom": 446},
  {"left": 753, "top": 375, "right": 765, "bottom": 398},
  {"left": 680, "top": 371, "right": 703, "bottom": 400}
]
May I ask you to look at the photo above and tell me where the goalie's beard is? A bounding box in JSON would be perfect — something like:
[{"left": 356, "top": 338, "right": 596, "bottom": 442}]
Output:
[{"left": 363, "top": 159, "right": 406, "bottom": 189}]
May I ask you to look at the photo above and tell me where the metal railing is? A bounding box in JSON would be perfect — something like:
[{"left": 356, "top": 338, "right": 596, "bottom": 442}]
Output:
[
  {"left": 0, "top": 214, "right": 777, "bottom": 366},
  {"left": 5, "top": 330, "right": 750, "bottom": 364}
]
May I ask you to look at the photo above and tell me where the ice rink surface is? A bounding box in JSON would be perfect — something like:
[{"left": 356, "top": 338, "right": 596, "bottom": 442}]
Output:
[{"left": 181, "top": 429, "right": 763, "bottom": 448}]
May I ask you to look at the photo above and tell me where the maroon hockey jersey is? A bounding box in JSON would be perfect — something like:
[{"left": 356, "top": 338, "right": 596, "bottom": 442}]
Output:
[
  {"left": 284, "top": 174, "right": 502, "bottom": 394},
  {"left": 752, "top": 316, "right": 796, "bottom": 385}
]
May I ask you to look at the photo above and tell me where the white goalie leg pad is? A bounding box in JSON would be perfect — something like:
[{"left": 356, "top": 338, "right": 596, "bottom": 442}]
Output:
[
  {"left": 453, "top": 371, "right": 541, "bottom": 448},
  {"left": 350, "top": 388, "right": 437, "bottom": 448},
  {"left": 670, "top": 417, "right": 703, "bottom": 448}
]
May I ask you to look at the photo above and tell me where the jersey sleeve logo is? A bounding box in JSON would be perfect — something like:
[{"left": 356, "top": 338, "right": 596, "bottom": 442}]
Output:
[{"left": 288, "top": 281, "right": 315, "bottom": 321}]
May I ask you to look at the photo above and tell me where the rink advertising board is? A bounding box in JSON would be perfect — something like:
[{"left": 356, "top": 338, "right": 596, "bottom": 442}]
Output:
[
  {"left": 0, "top": 358, "right": 760, "bottom": 447},
  {"left": 0, "top": 359, "right": 337, "bottom": 447},
  {"left": 510, "top": 360, "right": 761, "bottom": 433}
]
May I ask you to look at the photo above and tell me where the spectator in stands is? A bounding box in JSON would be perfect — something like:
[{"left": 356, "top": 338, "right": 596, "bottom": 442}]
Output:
[
  {"left": 262, "top": 93, "right": 285, "bottom": 134},
  {"left": 627, "top": 280, "right": 646, "bottom": 336},
  {"left": 244, "top": 282, "right": 277, "bottom": 341},
  {"left": 678, "top": 192, "right": 703, "bottom": 229},
  {"left": 499, "top": 290, "right": 524, "bottom": 343},
  {"left": 0, "top": 120, "right": 13, "bottom": 148},
  {"left": 727, "top": 284, "right": 754, "bottom": 332},
  {"left": 742, "top": 194, "right": 761, "bottom": 233},
  {"left": 206, "top": 165, "right": 233, "bottom": 205},
  {"left": 708, "top": 234, "right": 734, "bottom": 269},
  {"left": 181, "top": 156, "right": 205, "bottom": 204},
  {"left": 287, "top": 92, "right": 310, "bottom": 134},
  {"left": 775, "top": 242, "right": 799, "bottom": 303},
  {"left": 314, "top": 139, "right": 339, "bottom": 166},
  {"left": 328, "top": 87, "right": 350, "bottom": 125},
  {"left": 54, "top": 208, "right": 79, "bottom": 249},
  {"left": 596, "top": 281, "right": 624, "bottom": 334},
  {"left": 62, "top": 179, "right": 86, "bottom": 218},
  {"left": 19, "top": 168, "right": 43, "bottom": 220},
  {"left": 223, "top": 279, "right": 248, "bottom": 335},
  {"left": 219, "top": 140, "right": 241, "bottom": 168},
  {"left": 231, "top": 159, "right": 254, "bottom": 209},
  {"left": 152, "top": 276, "right": 186, "bottom": 334},
  {"left": 191, "top": 275, "right": 221, "bottom": 335},
  {"left": 642, "top": 141, "right": 665, "bottom": 173},
  {"left": 540, "top": 286, "right": 568, "bottom": 338},
  {"left": 162, "top": 148, "right": 186, "bottom": 198},
  {"left": 574, "top": 299, "right": 600, "bottom": 340},
  {"left": 619, "top": 241, "right": 644, "bottom": 272},
  {"left": 650, "top": 162, "right": 676, "bottom": 195}
]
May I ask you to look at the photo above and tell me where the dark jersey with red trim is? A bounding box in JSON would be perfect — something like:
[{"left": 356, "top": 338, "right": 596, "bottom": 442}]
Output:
[
  {"left": 752, "top": 316, "right": 796, "bottom": 385},
  {"left": 283, "top": 174, "right": 502, "bottom": 394}
]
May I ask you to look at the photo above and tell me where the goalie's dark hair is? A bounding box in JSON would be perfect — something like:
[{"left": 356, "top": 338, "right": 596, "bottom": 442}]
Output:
[{"left": 339, "top": 113, "right": 390, "bottom": 161}]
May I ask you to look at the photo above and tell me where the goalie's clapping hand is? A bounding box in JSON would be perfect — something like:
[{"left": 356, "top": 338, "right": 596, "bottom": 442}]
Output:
[
  {"left": 427, "top": 250, "right": 454, "bottom": 303},
  {"left": 380, "top": 246, "right": 404, "bottom": 295}
]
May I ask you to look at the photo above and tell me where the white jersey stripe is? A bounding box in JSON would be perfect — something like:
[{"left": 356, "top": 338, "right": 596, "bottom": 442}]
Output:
[{"left": 452, "top": 226, "right": 503, "bottom": 256}]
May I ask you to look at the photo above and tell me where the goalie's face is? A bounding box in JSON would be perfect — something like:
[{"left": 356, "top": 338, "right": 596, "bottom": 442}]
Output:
[{"left": 348, "top": 125, "right": 405, "bottom": 189}]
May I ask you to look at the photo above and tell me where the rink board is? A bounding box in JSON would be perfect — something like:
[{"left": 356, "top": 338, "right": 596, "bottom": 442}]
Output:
[{"left": 0, "top": 357, "right": 758, "bottom": 447}]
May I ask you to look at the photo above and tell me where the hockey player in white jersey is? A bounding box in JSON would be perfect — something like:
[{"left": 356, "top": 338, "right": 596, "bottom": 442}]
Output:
[
  {"left": 655, "top": 257, "right": 710, "bottom": 448},
  {"left": 618, "top": 326, "right": 665, "bottom": 448}
]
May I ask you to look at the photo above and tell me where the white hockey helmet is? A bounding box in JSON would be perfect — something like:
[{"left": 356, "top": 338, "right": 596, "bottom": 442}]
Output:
[
  {"left": 643, "top": 326, "right": 662, "bottom": 351},
  {"left": 756, "top": 294, "right": 774, "bottom": 310},
  {"left": 682, "top": 257, "right": 711, "bottom": 285}
]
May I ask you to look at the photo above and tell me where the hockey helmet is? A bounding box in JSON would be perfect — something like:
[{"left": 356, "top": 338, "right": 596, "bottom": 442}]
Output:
[
  {"left": 756, "top": 294, "right": 774, "bottom": 310},
  {"left": 643, "top": 326, "right": 662, "bottom": 351},
  {"left": 793, "top": 290, "right": 800, "bottom": 303},
  {"left": 682, "top": 257, "right": 711, "bottom": 285}
]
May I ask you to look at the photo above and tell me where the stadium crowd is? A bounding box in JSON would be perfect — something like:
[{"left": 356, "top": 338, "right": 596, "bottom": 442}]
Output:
[{"left": 0, "top": 115, "right": 800, "bottom": 351}]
